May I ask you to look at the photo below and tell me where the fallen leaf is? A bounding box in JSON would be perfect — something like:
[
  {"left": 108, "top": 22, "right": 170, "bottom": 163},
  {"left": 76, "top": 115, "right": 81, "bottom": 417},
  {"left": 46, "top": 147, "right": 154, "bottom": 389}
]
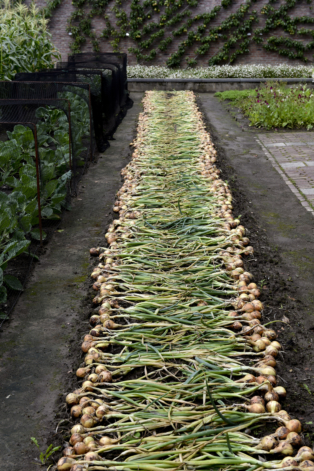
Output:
[{"left": 282, "top": 315, "right": 290, "bottom": 324}]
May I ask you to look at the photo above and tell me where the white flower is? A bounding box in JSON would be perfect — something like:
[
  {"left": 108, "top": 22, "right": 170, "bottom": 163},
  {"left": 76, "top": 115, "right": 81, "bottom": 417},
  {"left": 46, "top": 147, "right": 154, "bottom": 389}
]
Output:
[
  {"left": 68, "top": 32, "right": 72, "bottom": 35},
  {"left": 126, "top": 33, "right": 129, "bottom": 36},
  {"left": 127, "top": 64, "right": 313, "bottom": 79}
]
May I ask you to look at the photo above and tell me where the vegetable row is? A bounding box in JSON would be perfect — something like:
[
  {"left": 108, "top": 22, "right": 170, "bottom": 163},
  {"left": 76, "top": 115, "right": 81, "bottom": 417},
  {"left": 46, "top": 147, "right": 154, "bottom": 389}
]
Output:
[{"left": 58, "top": 91, "right": 311, "bottom": 471}]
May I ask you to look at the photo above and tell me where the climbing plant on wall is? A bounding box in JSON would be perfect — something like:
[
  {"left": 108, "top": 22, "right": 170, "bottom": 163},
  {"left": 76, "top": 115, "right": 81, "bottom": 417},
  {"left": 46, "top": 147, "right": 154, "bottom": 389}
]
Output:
[{"left": 47, "top": 0, "right": 314, "bottom": 66}]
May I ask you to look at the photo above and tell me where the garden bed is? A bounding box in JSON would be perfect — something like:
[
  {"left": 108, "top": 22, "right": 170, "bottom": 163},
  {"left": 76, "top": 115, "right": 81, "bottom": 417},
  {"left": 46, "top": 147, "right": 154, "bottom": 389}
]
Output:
[{"left": 53, "top": 91, "right": 314, "bottom": 471}]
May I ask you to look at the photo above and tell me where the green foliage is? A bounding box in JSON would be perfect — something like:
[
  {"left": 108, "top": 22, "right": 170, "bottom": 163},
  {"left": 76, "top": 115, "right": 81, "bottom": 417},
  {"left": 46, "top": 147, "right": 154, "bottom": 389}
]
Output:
[
  {"left": 218, "top": 82, "right": 314, "bottom": 130},
  {"left": 31, "top": 437, "right": 61, "bottom": 465},
  {"left": 0, "top": 0, "right": 60, "bottom": 80},
  {"left": 61, "top": 0, "right": 314, "bottom": 67},
  {"left": 0, "top": 93, "right": 90, "bottom": 307}
]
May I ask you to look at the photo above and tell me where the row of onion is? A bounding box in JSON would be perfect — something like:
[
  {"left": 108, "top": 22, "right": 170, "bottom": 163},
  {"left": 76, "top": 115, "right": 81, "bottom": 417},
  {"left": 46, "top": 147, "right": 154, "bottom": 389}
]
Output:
[{"left": 57, "top": 91, "right": 310, "bottom": 471}]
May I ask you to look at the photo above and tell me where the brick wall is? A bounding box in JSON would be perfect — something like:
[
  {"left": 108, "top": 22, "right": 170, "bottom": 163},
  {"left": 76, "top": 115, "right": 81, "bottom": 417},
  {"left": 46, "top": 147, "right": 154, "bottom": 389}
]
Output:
[{"left": 31, "top": 0, "right": 314, "bottom": 66}]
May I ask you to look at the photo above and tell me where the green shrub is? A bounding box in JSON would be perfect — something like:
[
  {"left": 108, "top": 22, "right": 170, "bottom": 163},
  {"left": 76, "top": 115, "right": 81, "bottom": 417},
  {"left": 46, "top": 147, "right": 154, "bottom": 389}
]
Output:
[
  {"left": 0, "top": 0, "right": 60, "bottom": 80},
  {"left": 216, "top": 82, "right": 314, "bottom": 130}
]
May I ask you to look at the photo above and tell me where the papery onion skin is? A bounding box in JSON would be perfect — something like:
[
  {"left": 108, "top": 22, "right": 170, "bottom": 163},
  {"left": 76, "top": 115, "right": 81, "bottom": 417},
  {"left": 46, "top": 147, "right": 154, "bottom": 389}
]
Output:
[
  {"left": 69, "top": 433, "right": 83, "bottom": 446},
  {"left": 57, "top": 457, "right": 76, "bottom": 470},
  {"left": 250, "top": 396, "right": 265, "bottom": 405},
  {"left": 66, "top": 393, "right": 79, "bottom": 405},
  {"left": 287, "top": 431, "right": 302, "bottom": 447},
  {"left": 300, "top": 460, "right": 314, "bottom": 468},
  {"left": 266, "top": 400, "right": 281, "bottom": 413},
  {"left": 296, "top": 446, "right": 314, "bottom": 461},
  {"left": 275, "top": 426, "right": 290, "bottom": 440},
  {"left": 280, "top": 457, "right": 298, "bottom": 467},
  {"left": 286, "top": 419, "right": 302, "bottom": 433},
  {"left": 264, "top": 391, "right": 279, "bottom": 403},
  {"left": 257, "top": 435, "right": 277, "bottom": 451},
  {"left": 71, "top": 405, "right": 82, "bottom": 418},
  {"left": 80, "top": 413, "right": 96, "bottom": 428},
  {"left": 96, "top": 404, "right": 109, "bottom": 419},
  {"left": 73, "top": 442, "right": 89, "bottom": 455},
  {"left": 63, "top": 447, "right": 74, "bottom": 457},
  {"left": 246, "top": 403, "right": 265, "bottom": 414},
  {"left": 82, "top": 406, "right": 96, "bottom": 416},
  {"left": 271, "top": 441, "right": 294, "bottom": 456},
  {"left": 71, "top": 424, "right": 85, "bottom": 435},
  {"left": 99, "top": 370, "right": 113, "bottom": 382},
  {"left": 276, "top": 410, "right": 291, "bottom": 421},
  {"left": 273, "top": 386, "right": 287, "bottom": 398},
  {"left": 85, "top": 451, "right": 99, "bottom": 461},
  {"left": 99, "top": 436, "right": 115, "bottom": 446}
]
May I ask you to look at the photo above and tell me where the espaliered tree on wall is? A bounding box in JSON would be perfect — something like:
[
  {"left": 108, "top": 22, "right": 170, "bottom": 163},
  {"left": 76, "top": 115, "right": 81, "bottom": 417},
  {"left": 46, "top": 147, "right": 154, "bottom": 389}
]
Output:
[{"left": 47, "top": 0, "right": 314, "bottom": 66}]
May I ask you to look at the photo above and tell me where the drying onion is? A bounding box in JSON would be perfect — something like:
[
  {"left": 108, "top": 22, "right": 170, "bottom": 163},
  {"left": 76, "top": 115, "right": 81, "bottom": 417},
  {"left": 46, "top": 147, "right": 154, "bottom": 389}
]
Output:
[
  {"left": 266, "top": 400, "right": 281, "bottom": 413},
  {"left": 74, "top": 442, "right": 89, "bottom": 455},
  {"left": 57, "top": 457, "right": 76, "bottom": 470},
  {"left": 273, "top": 386, "right": 286, "bottom": 399}
]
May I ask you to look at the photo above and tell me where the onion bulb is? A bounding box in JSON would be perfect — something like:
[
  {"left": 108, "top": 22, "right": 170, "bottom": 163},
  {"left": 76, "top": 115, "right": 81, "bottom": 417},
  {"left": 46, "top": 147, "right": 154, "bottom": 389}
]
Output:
[
  {"left": 57, "top": 457, "right": 75, "bottom": 470},
  {"left": 276, "top": 410, "right": 291, "bottom": 421},
  {"left": 257, "top": 435, "right": 277, "bottom": 451},
  {"left": 287, "top": 432, "right": 302, "bottom": 447},
  {"left": 95, "top": 365, "right": 108, "bottom": 374},
  {"left": 286, "top": 419, "right": 302, "bottom": 433},
  {"left": 231, "top": 321, "right": 242, "bottom": 331},
  {"left": 280, "top": 457, "right": 298, "bottom": 467},
  {"left": 251, "top": 300, "right": 263, "bottom": 311},
  {"left": 71, "top": 405, "right": 82, "bottom": 418},
  {"left": 250, "top": 396, "right": 265, "bottom": 405},
  {"left": 254, "top": 366, "right": 276, "bottom": 376},
  {"left": 271, "top": 341, "right": 281, "bottom": 350},
  {"left": 96, "top": 404, "right": 109, "bottom": 419},
  {"left": 82, "top": 406, "right": 96, "bottom": 416},
  {"left": 296, "top": 447, "right": 314, "bottom": 461},
  {"left": 73, "top": 442, "right": 89, "bottom": 455},
  {"left": 260, "top": 336, "right": 271, "bottom": 346},
  {"left": 273, "top": 386, "right": 286, "bottom": 399},
  {"left": 266, "top": 375, "right": 277, "bottom": 386},
  {"left": 263, "top": 329, "right": 277, "bottom": 340},
  {"left": 69, "top": 434, "right": 83, "bottom": 446},
  {"left": 238, "top": 374, "right": 256, "bottom": 383},
  {"left": 99, "top": 436, "right": 115, "bottom": 446},
  {"left": 246, "top": 403, "right": 265, "bottom": 413},
  {"left": 264, "top": 391, "right": 279, "bottom": 403},
  {"left": 76, "top": 367, "right": 90, "bottom": 378},
  {"left": 71, "top": 424, "right": 85, "bottom": 435},
  {"left": 241, "top": 303, "right": 254, "bottom": 313},
  {"left": 264, "top": 346, "right": 279, "bottom": 358},
  {"left": 88, "top": 373, "right": 99, "bottom": 383},
  {"left": 63, "top": 447, "right": 74, "bottom": 457},
  {"left": 80, "top": 413, "right": 96, "bottom": 428},
  {"left": 271, "top": 440, "right": 294, "bottom": 456},
  {"left": 85, "top": 451, "right": 99, "bottom": 461},
  {"left": 252, "top": 340, "right": 266, "bottom": 352},
  {"left": 66, "top": 393, "right": 79, "bottom": 406},
  {"left": 274, "top": 426, "right": 289, "bottom": 440},
  {"left": 82, "top": 381, "right": 94, "bottom": 391},
  {"left": 99, "top": 370, "right": 112, "bottom": 382},
  {"left": 266, "top": 400, "right": 281, "bottom": 413},
  {"left": 89, "top": 315, "right": 100, "bottom": 326},
  {"left": 300, "top": 460, "right": 314, "bottom": 468}
]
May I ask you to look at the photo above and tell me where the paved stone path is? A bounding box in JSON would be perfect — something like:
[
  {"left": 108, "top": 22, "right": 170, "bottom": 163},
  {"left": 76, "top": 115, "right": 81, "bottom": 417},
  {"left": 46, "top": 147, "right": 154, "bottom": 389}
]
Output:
[{"left": 257, "top": 132, "right": 314, "bottom": 216}]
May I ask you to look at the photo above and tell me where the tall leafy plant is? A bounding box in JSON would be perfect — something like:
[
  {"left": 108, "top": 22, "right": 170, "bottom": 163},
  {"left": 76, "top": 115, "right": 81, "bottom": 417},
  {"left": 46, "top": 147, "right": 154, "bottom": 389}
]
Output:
[{"left": 0, "top": 0, "right": 60, "bottom": 80}]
